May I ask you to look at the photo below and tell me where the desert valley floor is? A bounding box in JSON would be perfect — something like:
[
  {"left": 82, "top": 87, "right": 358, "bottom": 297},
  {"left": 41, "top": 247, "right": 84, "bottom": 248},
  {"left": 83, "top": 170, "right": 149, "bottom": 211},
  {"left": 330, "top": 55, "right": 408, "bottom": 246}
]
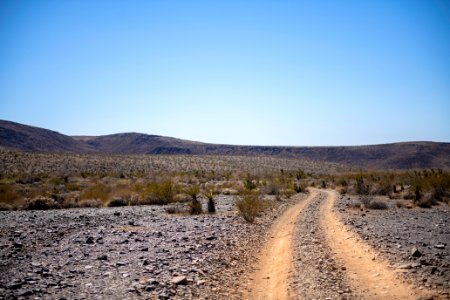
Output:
[{"left": 0, "top": 189, "right": 449, "bottom": 300}]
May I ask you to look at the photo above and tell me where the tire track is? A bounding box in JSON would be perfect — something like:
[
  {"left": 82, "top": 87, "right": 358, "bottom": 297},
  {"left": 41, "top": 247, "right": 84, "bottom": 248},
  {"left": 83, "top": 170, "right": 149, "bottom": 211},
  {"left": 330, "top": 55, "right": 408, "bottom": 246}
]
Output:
[
  {"left": 320, "top": 189, "right": 436, "bottom": 299},
  {"left": 246, "top": 191, "right": 318, "bottom": 300}
]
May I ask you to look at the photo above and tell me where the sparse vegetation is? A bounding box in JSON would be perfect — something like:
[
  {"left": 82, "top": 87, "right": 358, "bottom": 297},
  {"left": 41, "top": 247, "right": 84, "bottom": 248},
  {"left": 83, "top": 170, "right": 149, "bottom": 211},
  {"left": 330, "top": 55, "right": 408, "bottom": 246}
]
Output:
[{"left": 236, "top": 192, "right": 268, "bottom": 223}]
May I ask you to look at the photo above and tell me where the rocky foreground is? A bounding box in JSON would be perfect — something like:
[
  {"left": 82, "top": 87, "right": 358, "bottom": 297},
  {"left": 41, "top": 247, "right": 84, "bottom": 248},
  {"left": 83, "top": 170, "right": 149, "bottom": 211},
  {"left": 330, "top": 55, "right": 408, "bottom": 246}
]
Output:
[
  {"left": 336, "top": 195, "right": 450, "bottom": 296},
  {"left": 1, "top": 192, "right": 449, "bottom": 300},
  {"left": 0, "top": 195, "right": 297, "bottom": 300}
]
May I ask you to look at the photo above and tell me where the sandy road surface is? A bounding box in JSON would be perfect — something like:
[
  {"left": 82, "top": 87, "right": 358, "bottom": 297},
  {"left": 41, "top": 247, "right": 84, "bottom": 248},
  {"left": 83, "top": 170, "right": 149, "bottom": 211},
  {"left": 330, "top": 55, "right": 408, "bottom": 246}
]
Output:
[
  {"left": 247, "top": 189, "right": 439, "bottom": 299},
  {"left": 320, "top": 189, "right": 435, "bottom": 299},
  {"left": 246, "top": 191, "right": 318, "bottom": 300}
]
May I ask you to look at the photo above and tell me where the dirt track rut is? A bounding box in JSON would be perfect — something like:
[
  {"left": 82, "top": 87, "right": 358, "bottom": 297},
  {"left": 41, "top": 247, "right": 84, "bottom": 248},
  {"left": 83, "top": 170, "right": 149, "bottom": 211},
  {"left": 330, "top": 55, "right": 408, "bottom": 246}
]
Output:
[{"left": 249, "top": 189, "right": 439, "bottom": 299}]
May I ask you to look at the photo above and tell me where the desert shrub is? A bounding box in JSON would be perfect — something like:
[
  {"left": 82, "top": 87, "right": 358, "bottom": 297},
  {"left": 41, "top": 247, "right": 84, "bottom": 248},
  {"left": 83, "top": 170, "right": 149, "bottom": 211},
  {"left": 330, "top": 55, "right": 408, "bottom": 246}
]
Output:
[
  {"left": 264, "top": 181, "right": 280, "bottom": 195},
  {"left": 281, "top": 188, "right": 295, "bottom": 198},
  {"left": 236, "top": 193, "right": 265, "bottom": 223},
  {"left": 142, "top": 181, "right": 173, "bottom": 205},
  {"left": 107, "top": 197, "right": 128, "bottom": 207},
  {"left": 243, "top": 179, "right": 257, "bottom": 190},
  {"left": 66, "top": 182, "right": 81, "bottom": 191},
  {"left": 0, "top": 202, "right": 13, "bottom": 211},
  {"left": 366, "top": 200, "right": 388, "bottom": 210},
  {"left": 49, "top": 177, "right": 65, "bottom": 186},
  {"left": 165, "top": 206, "right": 177, "bottom": 214},
  {"left": 0, "top": 184, "right": 22, "bottom": 204},
  {"left": 359, "top": 196, "right": 372, "bottom": 208},
  {"left": 77, "top": 199, "right": 102, "bottom": 208},
  {"left": 206, "top": 190, "right": 216, "bottom": 213},
  {"left": 80, "top": 183, "right": 109, "bottom": 202},
  {"left": 355, "top": 177, "right": 368, "bottom": 195},
  {"left": 186, "top": 185, "right": 202, "bottom": 214},
  {"left": 23, "top": 197, "right": 61, "bottom": 210}
]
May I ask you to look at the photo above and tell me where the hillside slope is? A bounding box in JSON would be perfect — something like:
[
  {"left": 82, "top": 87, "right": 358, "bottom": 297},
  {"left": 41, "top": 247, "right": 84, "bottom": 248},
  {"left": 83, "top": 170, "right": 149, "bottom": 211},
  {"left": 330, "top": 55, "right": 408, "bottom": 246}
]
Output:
[{"left": 1, "top": 120, "right": 449, "bottom": 170}]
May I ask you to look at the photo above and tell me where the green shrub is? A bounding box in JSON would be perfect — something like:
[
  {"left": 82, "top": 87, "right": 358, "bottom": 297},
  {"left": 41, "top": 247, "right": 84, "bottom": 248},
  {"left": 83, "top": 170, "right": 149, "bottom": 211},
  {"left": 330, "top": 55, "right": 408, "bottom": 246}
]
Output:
[{"left": 243, "top": 179, "right": 257, "bottom": 190}]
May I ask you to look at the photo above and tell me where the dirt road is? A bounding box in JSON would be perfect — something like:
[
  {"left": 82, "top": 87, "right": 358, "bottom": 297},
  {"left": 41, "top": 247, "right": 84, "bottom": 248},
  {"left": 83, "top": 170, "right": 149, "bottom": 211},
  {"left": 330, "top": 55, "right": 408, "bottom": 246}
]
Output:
[
  {"left": 246, "top": 191, "right": 318, "bottom": 300},
  {"left": 248, "top": 189, "right": 437, "bottom": 299}
]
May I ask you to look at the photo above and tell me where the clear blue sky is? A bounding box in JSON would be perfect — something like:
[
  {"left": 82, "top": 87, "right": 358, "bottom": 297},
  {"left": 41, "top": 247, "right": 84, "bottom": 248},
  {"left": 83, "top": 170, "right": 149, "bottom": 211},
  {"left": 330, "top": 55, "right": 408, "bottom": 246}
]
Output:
[{"left": 1, "top": 0, "right": 449, "bottom": 146}]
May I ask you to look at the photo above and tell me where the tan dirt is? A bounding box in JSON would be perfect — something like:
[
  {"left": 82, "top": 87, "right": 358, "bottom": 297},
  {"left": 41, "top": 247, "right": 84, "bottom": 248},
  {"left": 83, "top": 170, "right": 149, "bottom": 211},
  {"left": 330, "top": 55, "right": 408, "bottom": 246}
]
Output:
[
  {"left": 246, "top": 191, "right": 318, "bottom": 300},
  {"left": 319, "top": 188, "right": 435, "bottom": 300}
]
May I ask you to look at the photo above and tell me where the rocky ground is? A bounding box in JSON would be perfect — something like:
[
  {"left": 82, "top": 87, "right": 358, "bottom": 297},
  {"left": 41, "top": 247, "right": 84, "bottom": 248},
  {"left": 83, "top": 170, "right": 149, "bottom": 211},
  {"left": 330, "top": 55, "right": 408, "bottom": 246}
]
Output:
[
  {"left": 0, "top": 195, "right": 298, "bottom": 300},
  {"left": 289, "top": 192, "right": 355, "bottom": 299},
  {"left": 335, "top": 195, "right": 450, "bottom": 297}
]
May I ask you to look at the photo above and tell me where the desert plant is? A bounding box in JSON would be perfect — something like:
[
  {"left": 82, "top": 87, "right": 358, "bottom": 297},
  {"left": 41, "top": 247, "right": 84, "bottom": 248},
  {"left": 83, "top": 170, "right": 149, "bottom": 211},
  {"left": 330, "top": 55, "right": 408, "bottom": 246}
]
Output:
[
  {"left": 243, "top": 179, "right": 257, "bottom": 190},
  {"left": 23, "top": 196, "right": 61, "bottom": 210},
  {"left": 73, "top": 199, "right": 103, "bottom": 208},
  {"left": 236, "top": 192, "right": 264, "bottom": 223},
  {"left": 107, "top": 197, "right": 128, "bottom": 207},
  {"left": 142, "top": 181, "right": 174, "bottom": 205},
  {"left": 206, "top": 190, "right": 216, "bottom": 213},
  {"left": 186, "top": 185, "right": 202, "bottom": 214},
  {"left": 80, "top": 183, "right": 109, "bottom": 203},
  {"left": 366, "top": 200, "right": 388, "bottom": 210}
]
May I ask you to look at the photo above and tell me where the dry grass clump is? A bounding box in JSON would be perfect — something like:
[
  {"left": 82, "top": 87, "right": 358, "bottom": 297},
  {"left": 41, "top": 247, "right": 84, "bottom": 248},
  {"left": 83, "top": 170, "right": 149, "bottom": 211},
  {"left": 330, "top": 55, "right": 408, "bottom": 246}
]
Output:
[
  {"left": 23, "top": 196, "right": 61, "bottom": 210},
  {"left": 80, "top": 183, "right": 109, "bottom": 203},
  {"left": 142, "top": 181, "right": 174, "bottom": 205},
  {"left": 236, "top": 192, "right": 270, "bottom": 223}
]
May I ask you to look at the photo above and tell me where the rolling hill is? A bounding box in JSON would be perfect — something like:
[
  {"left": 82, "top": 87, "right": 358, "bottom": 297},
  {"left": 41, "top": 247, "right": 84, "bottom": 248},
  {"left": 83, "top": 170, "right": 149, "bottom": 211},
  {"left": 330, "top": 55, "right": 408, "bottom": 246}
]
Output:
[{"left": 1, "top": 119, "right": 449, "bottom": 170}]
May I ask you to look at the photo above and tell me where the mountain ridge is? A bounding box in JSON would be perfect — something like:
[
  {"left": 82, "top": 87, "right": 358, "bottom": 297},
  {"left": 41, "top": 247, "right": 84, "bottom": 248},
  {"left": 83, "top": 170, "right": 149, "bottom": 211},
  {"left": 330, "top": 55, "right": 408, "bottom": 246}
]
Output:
[{"left": 1, "top": 119, "right": 449, "bottom": 170}]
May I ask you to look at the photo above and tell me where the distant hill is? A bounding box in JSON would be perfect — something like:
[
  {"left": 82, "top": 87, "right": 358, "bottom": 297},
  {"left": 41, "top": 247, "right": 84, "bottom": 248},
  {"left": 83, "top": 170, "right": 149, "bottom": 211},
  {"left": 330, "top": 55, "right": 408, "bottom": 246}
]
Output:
[{"left": 1, "top": 119, "right": 449, "bottom": 170}]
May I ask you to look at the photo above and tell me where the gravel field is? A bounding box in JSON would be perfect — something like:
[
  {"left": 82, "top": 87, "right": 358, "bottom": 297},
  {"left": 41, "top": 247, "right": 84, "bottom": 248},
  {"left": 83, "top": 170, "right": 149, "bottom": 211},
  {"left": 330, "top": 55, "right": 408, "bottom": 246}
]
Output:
[
  {"left": 0, "top": 195, "right": 299, "bottom": 300},
  {"left": 335, "top": 195, "right": 450, "bottom": 297},
  {"left": 290, "top": 192, "right": 355, "bottom": 299}
]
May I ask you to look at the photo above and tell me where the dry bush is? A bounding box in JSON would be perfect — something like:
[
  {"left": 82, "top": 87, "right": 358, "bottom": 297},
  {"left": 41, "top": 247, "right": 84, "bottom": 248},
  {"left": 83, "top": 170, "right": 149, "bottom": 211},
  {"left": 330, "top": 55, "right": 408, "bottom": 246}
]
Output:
[
  {"left": 0, "top": 184, "right": 22, "bottom": 204},
  {"left": 366, "top": 200, "right": 388, "bottom": 210},
  {"left": 80, "top": 183, "right": 109, "bottom": 203},
  {"left": 142, "top": 181, "right": 173, "bottom": 205},
  {"left": 0, "top": 202, "right": 14, "bottom": 211},
  {"left": 23, "top": 197, "right": 61, "bottom": 210},
  {"left": 107, "top": 197, "right": 128, "bottom": 207},
  {"left": 77, "top": 199, "right": 102, "bottom": 208},
  {"left": 236, "top": 192, "right": 268, "bottom": 223}
]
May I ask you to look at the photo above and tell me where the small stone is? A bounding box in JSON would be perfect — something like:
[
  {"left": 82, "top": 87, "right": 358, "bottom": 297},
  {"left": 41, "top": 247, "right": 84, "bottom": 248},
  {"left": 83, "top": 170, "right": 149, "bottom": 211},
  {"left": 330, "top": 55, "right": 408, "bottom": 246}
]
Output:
[
  {"left": 171, "top": 276, "right": 188, "bottom": 285},
  {"left": 113, "top": 212, "right": 121, "bottom": 216},
  {"left": 398, "top": 263, "right": 412, "bottom": 269},
  {"left": 145, "top": 285, "right": 155, "bottom": 291},
  {"left": 97, "top": 254, "right": 108, "bottom": 261},
  {"left": 411, "top": 247, "right": 422, "bottom": 257},
  {"left": 434, "top": 244, "right": 445, "bottom": 249},
  {"left": 86, "top": 237, "right": 95, "bottom": 244},
  {"left": 143, "top": 259, "right": 150, "bottom": 266}
]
